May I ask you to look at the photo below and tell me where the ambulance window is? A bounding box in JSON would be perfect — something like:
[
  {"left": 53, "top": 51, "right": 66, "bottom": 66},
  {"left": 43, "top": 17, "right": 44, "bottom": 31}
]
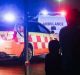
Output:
[
  {"left": 28, "top": 22, "right": 50, "bottom": 33},
  {"left": 38, "top": 24, "right": 50, "bottom": 33},
  {"left": 28, "top": 22, "right": 40, "bottom": 32}
]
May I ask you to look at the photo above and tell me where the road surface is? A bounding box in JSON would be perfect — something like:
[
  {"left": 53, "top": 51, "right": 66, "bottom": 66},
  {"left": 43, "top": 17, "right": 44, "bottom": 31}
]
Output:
[{"left": 0, "top": 62, "right": 45, "bottom": 75}]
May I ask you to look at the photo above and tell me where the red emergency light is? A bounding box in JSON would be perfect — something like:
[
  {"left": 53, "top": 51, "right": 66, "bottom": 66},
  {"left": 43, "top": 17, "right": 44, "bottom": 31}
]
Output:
[{"left": 60, "top": 10, "right": 67, "bottom": 16}]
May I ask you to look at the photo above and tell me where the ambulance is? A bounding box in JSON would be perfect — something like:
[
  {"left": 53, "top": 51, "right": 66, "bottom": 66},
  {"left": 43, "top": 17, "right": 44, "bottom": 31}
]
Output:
[
  {"left": 0, "top": 21, "right": 58, "bottom": 61},
  {"left": 38, "top": 12, "right": 67, "bottom": 33}
]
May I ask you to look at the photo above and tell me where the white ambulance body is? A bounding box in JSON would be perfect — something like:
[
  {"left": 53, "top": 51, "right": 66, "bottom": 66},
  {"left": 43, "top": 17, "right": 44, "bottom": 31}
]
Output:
[{"left": 38, "top": 14, "right": 67, "bottom": 34}]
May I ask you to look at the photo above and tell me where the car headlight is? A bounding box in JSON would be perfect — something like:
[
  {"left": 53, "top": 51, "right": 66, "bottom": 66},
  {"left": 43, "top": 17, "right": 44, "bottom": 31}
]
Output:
[{"left": 0, "top": 39, "right": 4, "bottom": 45}]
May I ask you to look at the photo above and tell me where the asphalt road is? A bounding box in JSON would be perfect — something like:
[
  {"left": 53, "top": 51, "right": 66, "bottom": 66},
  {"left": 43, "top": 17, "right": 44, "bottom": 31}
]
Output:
[
  {"left": 0, "top": 63, "right": 45, "bottom": 75},
  {"left": 25, "top": 63, "right": 45, "bottom": 75},
  {"left": 0, "top": 65, "right": 25, "bottom": 75},
  {"left": 0, "top": 57, "right": 45, "bottom": 75}
]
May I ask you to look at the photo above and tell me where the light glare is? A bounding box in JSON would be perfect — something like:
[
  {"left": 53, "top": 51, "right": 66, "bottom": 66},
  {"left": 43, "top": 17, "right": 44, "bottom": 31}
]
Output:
[
  {"left": 0, "top": 39, "right": 4, "bottom": 45},
  {"left": 3, "top": 12, "right": 16, "bottom": 22},
  {"left": 40, "top": 10, "right": 48, "bottom": 15},
  {"left": 57, "top": 0, "right": 62, "bottom": 2},
  {"left": 60, "top": 10, "right": 66, "bottom": 16}
]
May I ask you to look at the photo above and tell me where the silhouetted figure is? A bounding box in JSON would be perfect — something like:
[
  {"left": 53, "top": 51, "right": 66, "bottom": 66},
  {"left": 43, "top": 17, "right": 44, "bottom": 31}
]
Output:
[
  {"left": 45, "top": 40, "right": 61, "bottom": 75},
  {"left": 59, "top": 8, "right": 80, "bottom": 75}
]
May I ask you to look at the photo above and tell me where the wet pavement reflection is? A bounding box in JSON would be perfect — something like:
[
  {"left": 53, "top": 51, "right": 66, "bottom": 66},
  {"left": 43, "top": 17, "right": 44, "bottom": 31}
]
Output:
[
  {"left": 0, "top": 63, "right": 45, "bottom": 75},
  {"left": 0, "top": 65, "right": 25, "bottom": 75},
  {"left": 29, "top": 63, "right": 45, "bottom": 75},
  {"left": 0, "top": 57, "right": 45, "bottom": 75}
]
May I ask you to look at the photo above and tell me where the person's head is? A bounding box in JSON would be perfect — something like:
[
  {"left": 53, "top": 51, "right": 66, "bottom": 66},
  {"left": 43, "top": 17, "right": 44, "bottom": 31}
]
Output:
[
  {"left": 66, "top": 8, "right": 80, "bottom": 27},
  {"left": 48, "top": 40, "right": 60, "bottom": 54}
]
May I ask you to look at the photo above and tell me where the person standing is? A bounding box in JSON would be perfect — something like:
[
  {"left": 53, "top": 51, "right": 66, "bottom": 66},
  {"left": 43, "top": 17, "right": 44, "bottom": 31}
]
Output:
[
  {"left": 45, "top": 40, "right": 61, "bottom": 75},
  {"left": 59, "top": 8, "right": 80, "bottom": 75}
]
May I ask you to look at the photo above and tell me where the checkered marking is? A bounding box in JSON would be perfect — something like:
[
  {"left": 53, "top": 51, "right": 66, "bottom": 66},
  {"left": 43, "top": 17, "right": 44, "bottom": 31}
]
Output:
[
  {"left": 28, "top": 33, "right": 50, "bottom": 49},
  {"left": 17, "top": 32, "right": 51, "bottom": 49}
]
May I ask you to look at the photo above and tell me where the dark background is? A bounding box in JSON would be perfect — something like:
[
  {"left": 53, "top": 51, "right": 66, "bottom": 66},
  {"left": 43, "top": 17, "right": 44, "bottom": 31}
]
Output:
[{"left": 0, "top": 0, "right": 80, "bottom": 18}]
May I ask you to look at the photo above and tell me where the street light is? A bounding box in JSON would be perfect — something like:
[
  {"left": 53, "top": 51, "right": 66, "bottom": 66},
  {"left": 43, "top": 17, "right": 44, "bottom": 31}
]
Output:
[{"left": 57, "top": 0, "right": 62, "bottom": 9}]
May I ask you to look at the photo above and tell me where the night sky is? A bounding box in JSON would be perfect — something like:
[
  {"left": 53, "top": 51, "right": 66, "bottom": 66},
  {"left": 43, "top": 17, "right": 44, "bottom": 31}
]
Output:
[
  {"left": 66, "top": 0, "right": 80, "bottom": 10},
  {"left": 0, "top": 0, "right": 80, "bottom": 17}
]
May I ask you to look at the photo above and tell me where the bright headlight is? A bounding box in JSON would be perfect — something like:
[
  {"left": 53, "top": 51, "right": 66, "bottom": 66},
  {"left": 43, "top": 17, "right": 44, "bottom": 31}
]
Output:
[{"left": 0, "top": 39, "right": 4, "bottom": 45}]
